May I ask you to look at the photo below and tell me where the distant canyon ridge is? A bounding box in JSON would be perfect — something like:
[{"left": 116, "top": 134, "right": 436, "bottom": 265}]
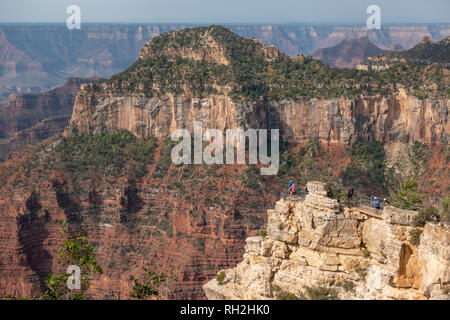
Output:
[{"left": 1, "top": 23, "right": 450, "bottom": 100}]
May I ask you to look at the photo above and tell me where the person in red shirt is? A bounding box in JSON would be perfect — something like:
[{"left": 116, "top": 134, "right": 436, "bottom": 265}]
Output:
[{"left": 289, "top": 182, "right": 296, "bottom": 195}]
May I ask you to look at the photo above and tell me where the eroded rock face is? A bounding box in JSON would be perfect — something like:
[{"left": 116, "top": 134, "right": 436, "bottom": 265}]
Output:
[
  {"left": 203, "top": 182, "right": 450, "bottom": 300},
  {"left": 67, "top": 85, "right": 449, "bottom": 146},
  {"left": 0, "top": 78, "right": 97, "bottom": 160},
  {"left": 0, "top": 142, "right": 281, "bottom": 300},
  {"left": 418, "top": 223, "right": 450, "bottom": 297}
]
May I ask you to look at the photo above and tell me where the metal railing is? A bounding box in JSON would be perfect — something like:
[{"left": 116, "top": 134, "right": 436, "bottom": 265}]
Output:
[
  {"left": 278, "top": 190, "right": 423, "bottom": 217},
  {"left": 279, "top": 192, "right": 384, "bottom": 216},
  {"left": 352, "top": 196, "right": 384, "bottom": 216}
]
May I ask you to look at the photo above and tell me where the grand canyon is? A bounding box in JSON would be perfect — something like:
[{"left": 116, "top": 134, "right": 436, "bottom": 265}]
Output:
[{"left": 0, "top": 22, "right": 448, "bottom": 301}]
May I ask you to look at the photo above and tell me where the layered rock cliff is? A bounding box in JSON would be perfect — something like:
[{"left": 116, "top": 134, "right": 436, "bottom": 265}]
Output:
[
  {"left": 67, "top": 86, "right": 449, "bottom": 146},
  {"left": 66, "top": 26, "right": 448, "bottom": 146},
  {"left": 65, "top": 25, "right": 449, "bottom": 198},
  {"left": 0, "top": 133, "right": 283, "bottom": 299},
  {"left": 204, "top": 182, "right": 450, "bottom": 300},
  {"left": 0, "top": 78, "right": 97, "bottom": 160}
]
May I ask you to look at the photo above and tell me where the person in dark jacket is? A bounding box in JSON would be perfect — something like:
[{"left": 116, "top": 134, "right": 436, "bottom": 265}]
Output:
[{"left": 347, "top": 187, "right": 354, "bottom": 199}]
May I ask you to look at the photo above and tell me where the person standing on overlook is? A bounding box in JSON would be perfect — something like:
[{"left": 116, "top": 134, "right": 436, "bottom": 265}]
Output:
[
  {"left": 348, "top": 187, "right": 354, "bottom": 199},
  {"left": 288, "top": 178, "right": 296, "bottom": 195}
]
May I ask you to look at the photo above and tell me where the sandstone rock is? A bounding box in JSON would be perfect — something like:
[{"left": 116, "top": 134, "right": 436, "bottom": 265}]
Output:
[
  {"left": 418, "top": 223, "right": 450, "bottom": 297},
  {"left": 204, "top": 189, "right": 449, "bottom": 300},
  {"left": 245, "top": 236, "right": 263, "bottom": 254},
  {"left": 382, "top": 206, "right": 417, "bottom": 226},
  {"left": 68, "top": 87, "right": 449, "bottom": 147},
  {"left": 339, "top": 255, "right": 367, "bottom": 273},
  {"left": 271, "top": 241, "right": 290, "bottom": 259},
  {"left": 260, "top": 239, "right": 273, "bottom": 257},
  {"left": 306, "top": 181, "right": 328, "bottom": 196},
  {"left": 267, "top": 201, "right": 298, "bottom": 244}
]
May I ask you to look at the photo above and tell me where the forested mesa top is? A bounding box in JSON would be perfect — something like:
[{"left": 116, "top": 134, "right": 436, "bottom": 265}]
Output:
[
  {"left": 362, "top": 36, "right": 450, "bottom": 67},
  {"left": 103, "top": 25, "right": 449, "bottom": 101}
]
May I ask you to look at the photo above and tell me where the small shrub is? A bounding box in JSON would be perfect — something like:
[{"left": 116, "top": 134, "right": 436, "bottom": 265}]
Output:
[
  {"left": 304, "top": 286, "right": 338, "bottom": 300},
  {"left": 275, "top": 291, "right": 303, "bottom": 300},
  {"left": 259, "top": 230, "right": 267, "bottom": 238},
  {"left": 355, "top": 264, "right": 368, "bottom": 279},
  {"left": 216, "top": 271, "right": 226, "bottom": 285},
  {"left": 440, "top": 195, "right": 450, "bottom": 224},
  {"left": 389, "top": 179, "right": 424, "bottom": 209},
  {"left": 361, "top": 249, "right": 371, "bottom": 258},
  {"left": 336, "top": 280, "right": 355, "bottom": 292},
  {"left": 413, "top": 206, "right": 440, "bottom": 227},
  {"left": 129, "top": 266, "right": 173, "bottom": 300},
  {"left": 409, "top": 228, "right": 422, "bottom": 246}
]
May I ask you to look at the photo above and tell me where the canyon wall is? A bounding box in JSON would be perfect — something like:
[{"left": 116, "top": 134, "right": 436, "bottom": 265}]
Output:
[
  {"left": 67, "top": 85, "right": 449, "bottom": 146},
  {"left": 0, "top": 78, "right": 94, "bottom": 160},
  {"left": 0, "top": 137, "right": 280, "bottom": 299},
  {"left": 203, "top": 181, "right": 450, "bottom": 300}
]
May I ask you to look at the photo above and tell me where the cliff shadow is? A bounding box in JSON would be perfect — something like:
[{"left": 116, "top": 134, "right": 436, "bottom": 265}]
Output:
[{"left": 17, "top": 192, "right": 52, "bottom": 294}]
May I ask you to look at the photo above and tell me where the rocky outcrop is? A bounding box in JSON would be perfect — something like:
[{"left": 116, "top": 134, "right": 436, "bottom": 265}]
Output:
[
  {"left": 418, "top": 223, "right": 450, "bottom": 298},
  {"left": 64, "top": 27, "right": 448, "bottom": 146},
  {"left": 203, "top": 181, "right": 450, "bottom": 300}
]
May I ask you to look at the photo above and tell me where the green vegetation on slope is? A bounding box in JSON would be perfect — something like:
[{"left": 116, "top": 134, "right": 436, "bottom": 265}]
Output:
[
  {"left": 278, "top": 137, "right": 328, "bottom": 182},
  {"left": 104, "top": 26, "right": 448, "bottom": 100},
  {"left": 55, "top": 130, "right": 158, "bottom": 180},
  {"left": 130, "top": 266, "right": 176, "bottom": 300},
  {"left": 367, "top": 36, "right": 450, "bottom": 67},
  {"left": 41, "top": 221, "right": 103, "bottom": 300},
  {"left": 389, "top": 179, "right": 424, "bottom": 209},
  {"left": 341, "top": 141, "right": 386, "bottom": 193}
]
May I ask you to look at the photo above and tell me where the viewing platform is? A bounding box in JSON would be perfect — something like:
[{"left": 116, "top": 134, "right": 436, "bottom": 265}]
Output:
[{"left": 280, "top": 181, "right": 420, "bottom": 220}]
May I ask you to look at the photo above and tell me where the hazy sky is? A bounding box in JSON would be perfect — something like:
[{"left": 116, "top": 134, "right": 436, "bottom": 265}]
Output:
[{"left": 0, "top": 0, "right": 449, "bottom": 24}]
